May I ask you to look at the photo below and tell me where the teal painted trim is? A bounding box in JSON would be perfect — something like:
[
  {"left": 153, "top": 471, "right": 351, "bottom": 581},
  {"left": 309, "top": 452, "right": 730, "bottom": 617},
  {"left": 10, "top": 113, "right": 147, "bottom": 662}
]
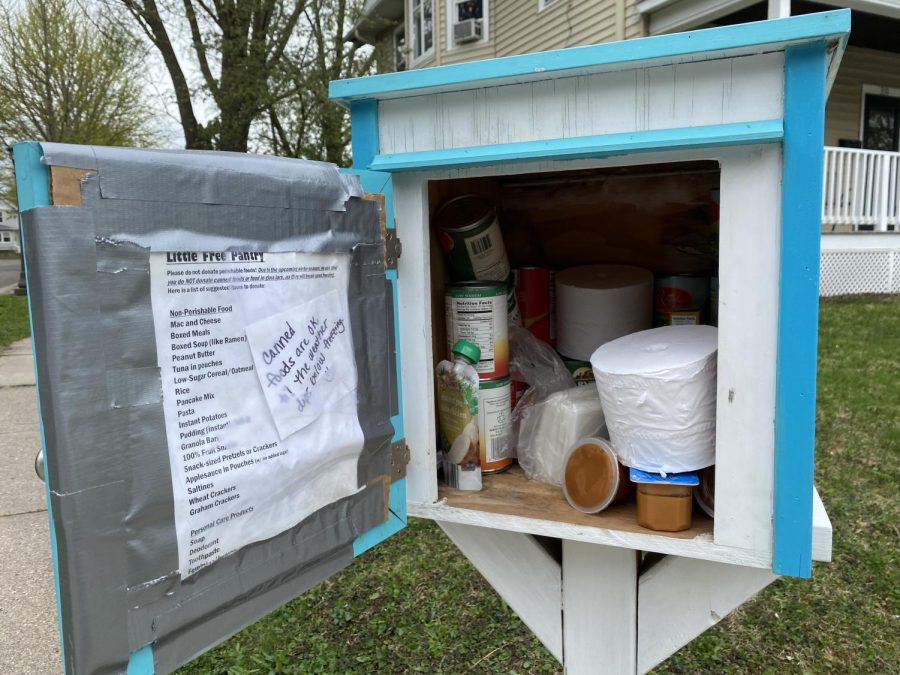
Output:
[
  {"left": 350, "top": 100, "right": 378, "bottom": 169},
  {"left": 340, "top": 167, "right": 406, "bottom": 557},
  {"left": 330, "top": 10, "right": 850, "bottom": 104},
  {"left": 11, "top": 142, "right": 67, "bottom": 671},
  {"left": 773, "top": 42, "right": 827, "bottom": 579},
  {"left": 353, "top": 479, "right": 407, "bottom": 557},
  {"left": 368, "top": 120, "right": 784, "bottom": 172},
  {"left": 126, "top": 644, "right": 155, "bottom": 675}
]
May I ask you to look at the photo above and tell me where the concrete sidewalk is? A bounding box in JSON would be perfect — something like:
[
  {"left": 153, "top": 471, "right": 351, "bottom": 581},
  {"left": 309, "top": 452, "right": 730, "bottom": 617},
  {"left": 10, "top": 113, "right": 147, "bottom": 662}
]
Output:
[{"left": 0, "top": 338, "right": 60, "bottom": 674}]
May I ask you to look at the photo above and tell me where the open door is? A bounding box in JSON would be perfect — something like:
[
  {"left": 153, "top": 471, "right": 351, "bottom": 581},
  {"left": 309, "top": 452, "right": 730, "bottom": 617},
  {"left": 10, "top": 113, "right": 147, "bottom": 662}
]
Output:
[{"left": 13, "top": 142, "right": 405, "bottom": 674}]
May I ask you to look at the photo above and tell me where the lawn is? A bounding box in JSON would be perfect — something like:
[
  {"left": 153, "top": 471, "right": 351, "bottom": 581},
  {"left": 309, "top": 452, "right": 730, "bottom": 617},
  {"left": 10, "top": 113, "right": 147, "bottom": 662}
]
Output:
[
  {"left": 177, "top": 295, "right": 900, "bottom": 674},
  {"left": 0, "top": 294, "right": 30, "bottom": 347}
]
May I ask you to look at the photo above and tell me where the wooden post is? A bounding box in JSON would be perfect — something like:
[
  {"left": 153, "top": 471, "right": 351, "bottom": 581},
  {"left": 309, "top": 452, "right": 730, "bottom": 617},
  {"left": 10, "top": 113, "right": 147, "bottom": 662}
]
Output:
[{"left": 562, "top": 541, "right": 638, "bottom": 674}]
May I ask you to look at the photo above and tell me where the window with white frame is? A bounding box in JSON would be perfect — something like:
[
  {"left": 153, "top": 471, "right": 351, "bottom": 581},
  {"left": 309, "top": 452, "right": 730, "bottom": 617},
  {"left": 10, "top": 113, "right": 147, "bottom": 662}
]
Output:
[
  {"left": 394, "top": 24, "right": 407, "bottom": 71},
  {"left": 449, "top": 0, "right": 486, "bottom": 47},
  {"left": 1, "top": 233, "right": 10, "bottom": 242},
  {"left": 410, "top": 0, "right": 434, "bottom": 63}
]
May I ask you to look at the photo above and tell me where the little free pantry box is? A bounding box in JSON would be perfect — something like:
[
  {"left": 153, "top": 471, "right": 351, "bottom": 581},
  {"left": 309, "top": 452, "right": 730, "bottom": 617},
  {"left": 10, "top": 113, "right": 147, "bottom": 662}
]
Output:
[{"left": 15, "top": 10, "right": 844, "bottom": 675}]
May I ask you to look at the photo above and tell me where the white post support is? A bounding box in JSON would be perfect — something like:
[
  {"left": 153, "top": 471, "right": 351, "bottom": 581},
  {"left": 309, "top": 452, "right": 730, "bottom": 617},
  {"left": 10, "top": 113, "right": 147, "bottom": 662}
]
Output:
[
  {"left": 562, "top": 541, "right": 639, "bottom": 674},
  {"left": 878, "top": 153, "right": 890, "bottom": 231},
  {"left": 637, "top": 556, "right": 777, "bottom": 673},
  {"left": 438, "top": 523, "right": 564, "bottom": 663},
  {"left": 767, "top": 0, "right": 791, "bottom": 19}
]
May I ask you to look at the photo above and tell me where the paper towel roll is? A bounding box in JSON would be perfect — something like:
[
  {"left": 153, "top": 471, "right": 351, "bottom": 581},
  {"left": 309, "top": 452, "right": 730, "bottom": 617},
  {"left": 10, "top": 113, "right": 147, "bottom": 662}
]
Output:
[
  {"left": 556, "top": 265, "right": 653, "bottom": 361},
  {"left": 590, "top": 325, "right": 718, "bottom": 473}
]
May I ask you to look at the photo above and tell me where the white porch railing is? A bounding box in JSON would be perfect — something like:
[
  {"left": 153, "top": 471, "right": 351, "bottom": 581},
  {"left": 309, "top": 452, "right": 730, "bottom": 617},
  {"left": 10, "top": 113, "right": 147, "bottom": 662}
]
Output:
[{"left": 822, "top": 146, "right": 900, "bottom": 231}]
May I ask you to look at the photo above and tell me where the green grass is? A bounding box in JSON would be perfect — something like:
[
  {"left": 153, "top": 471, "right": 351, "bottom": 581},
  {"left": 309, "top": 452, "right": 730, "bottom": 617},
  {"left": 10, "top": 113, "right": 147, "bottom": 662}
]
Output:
[
  {"left": 0, "top": 294, "right": 30, "bottom": 347},
  {"left": 179, "top": 296, "right": 900, "bottom": 675},
  {"left": 0, "top": 251, "right": 22, "bottom": 260}
]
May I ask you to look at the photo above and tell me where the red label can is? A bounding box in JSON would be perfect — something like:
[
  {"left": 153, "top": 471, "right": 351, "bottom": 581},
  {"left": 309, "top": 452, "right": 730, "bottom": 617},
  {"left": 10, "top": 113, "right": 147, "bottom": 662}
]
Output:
[{"left": 514, "top": 267, "right": 554, "bottom": 346}]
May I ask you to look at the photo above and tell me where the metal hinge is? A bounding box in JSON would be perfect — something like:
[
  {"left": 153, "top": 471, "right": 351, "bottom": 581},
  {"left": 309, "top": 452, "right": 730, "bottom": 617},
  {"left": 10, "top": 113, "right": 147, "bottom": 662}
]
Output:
[
  {"left": 391, "top": 439, "right": 410, "bottom": 479},
  {"left": 385, "top": 230, "right": 402, "bottom": 271}
]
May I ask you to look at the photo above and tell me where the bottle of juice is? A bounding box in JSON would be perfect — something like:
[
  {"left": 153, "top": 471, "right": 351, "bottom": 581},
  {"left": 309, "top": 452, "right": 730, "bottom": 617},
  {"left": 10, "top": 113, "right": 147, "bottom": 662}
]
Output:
[{"left": 437, "top": 340, "right": 482, "bottom": 491}]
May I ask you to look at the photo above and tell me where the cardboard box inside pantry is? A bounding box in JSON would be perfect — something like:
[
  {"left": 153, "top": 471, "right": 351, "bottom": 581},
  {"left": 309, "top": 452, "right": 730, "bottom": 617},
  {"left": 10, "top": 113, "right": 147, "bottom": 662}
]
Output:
[{"left": 425, "top": 160, "right": 721, "bottom": 541}]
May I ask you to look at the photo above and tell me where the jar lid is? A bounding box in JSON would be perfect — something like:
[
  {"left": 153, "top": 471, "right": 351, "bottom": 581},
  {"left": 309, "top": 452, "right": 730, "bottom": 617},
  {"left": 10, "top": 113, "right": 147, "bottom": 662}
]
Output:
[{"left": 629, "top": 467, "right": 699, "bottom": 486}]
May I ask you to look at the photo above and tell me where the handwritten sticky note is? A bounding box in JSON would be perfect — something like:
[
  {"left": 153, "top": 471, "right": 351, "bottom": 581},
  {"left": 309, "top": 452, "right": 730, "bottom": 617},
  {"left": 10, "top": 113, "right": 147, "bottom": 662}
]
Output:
[{"left": 245, "top": 289, "right": 356, "bottom": 439}]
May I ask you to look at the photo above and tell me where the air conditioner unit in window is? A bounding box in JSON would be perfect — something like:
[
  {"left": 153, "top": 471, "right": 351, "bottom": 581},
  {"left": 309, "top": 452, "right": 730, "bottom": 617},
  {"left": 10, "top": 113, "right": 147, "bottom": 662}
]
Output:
[{"left": 453, "top": 18, "right": 483, "bottom": 45}]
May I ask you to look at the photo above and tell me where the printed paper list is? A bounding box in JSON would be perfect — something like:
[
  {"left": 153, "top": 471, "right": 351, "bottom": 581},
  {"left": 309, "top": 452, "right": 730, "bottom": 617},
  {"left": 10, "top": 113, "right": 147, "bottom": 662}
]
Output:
[{"left": 150, "top": 251, "right": 363, "bottom": 577}]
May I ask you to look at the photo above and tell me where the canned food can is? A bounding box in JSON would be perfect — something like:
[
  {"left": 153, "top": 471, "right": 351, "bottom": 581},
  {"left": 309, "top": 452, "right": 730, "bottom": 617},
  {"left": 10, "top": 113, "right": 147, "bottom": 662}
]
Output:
[
  {"left": 657, "top": 309, "right": 701, "bottom": 326},
  {"left": 435, "top": 196, "right": 511, "bottom": 282},
  {"left": 446, "top": 282, "right": 509, "bottom": 379},
  {"left": 563, "top": 358, "right": 595, "bottom": 387},
  {"left": 549, "top": 270, "right": 557, "bottom": 344},
  {"left": 478, "top": 377, "right": 513, "bottom": 473},
  {"left": 510, "top": 379, "right": 529, "bottom": 411},
  {"left": 654, "top": 275, "right": 709, "bottom": 325},
  {"left": 515, "top": 267, "right": 553, "bottom": 345}
]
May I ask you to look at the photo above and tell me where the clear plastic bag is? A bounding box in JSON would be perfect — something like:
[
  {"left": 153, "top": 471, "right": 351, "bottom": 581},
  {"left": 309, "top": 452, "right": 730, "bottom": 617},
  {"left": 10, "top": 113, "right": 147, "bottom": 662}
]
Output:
[
  {"left": 515, "top": 386, "right": 607, "bottom": 486},
  {"left": 509, "top": 325, "right": 574, "bottom": 405},
  {"left": 509, "top": 326, "right": 599, "bottom": 485}
]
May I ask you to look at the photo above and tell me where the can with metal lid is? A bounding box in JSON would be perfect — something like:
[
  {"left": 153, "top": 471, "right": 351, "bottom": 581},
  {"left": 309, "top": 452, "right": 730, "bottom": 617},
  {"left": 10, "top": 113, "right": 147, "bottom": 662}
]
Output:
[
  {"left": 563, "top": 358, "right": 595, "bottom": 387},
  {"left": 514, "top": 267, "right": 554, "bottom": 345},
  {"left": 654, "top": 275, "right": 710, "bottom": 326},
  {"left": 477, "top": 376, "right": 513, "bottom": 473},
  {"left": 435, "top": 195, "right": 511, "bottom": 283},
  {"left": 446, "top": 281, "right": 509, "bottom": 379}
]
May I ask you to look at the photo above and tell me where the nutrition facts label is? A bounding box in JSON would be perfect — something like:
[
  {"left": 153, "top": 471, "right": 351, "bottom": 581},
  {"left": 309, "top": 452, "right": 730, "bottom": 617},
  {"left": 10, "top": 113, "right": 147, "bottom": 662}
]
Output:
[{"left": 150, "top": 251, "right": 363, "bottom": 577}]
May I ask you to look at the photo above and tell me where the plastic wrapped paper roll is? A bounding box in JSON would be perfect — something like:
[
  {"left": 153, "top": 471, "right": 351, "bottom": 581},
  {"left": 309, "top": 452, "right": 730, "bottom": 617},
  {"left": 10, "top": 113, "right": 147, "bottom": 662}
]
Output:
[
  {"left": 590, "top": 325, "right": 718, "bottom": 473},
  {"left": 556, "top": 265, "right": 653, "bottom": 360}
]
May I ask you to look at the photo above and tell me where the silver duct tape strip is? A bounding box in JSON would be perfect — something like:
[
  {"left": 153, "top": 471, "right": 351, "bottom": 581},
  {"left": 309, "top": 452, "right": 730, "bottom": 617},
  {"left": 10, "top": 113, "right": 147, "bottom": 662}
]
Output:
[
  {"left": 40, "top": 142, "right": 363, "bottom": 212},
  {"left": 107, "top": 367, "right": 163, "bottom": 409},
  {"left": 127, "top": 482, "right": 385, "bottom": 668},
  {"left": 22, "top": 147, "right": 398, "bottom": 673}
]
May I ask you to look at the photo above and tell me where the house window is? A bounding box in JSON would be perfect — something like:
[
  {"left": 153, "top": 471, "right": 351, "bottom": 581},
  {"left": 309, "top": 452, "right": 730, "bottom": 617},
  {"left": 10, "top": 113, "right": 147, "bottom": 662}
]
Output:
[
  {"left": 410, "top": 0, "right": 434, "bottom": 64},
  {"left": 862, "top": 92, "right": 900, "bottom": 152},
  {"left": 448, "top": 0, "right": 487, "bottom": 48},
  {"left": 1, "top": 233, "right": 10, "bottom": 242},
  {"left": 394, "top": 25, "right": 407, "bottom": 72}
]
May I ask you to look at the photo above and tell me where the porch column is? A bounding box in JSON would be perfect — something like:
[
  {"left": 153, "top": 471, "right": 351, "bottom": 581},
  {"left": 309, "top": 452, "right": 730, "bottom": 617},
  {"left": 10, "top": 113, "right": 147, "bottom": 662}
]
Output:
[{"left": 768, "top": 0, "right": 791, "bottom": 18}]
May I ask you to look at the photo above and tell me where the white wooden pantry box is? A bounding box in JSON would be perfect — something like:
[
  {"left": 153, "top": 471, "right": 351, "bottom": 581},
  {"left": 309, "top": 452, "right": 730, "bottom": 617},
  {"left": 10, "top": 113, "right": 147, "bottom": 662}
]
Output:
[{"left": 14, "top": 10, "right": 845, "bottom": 675}]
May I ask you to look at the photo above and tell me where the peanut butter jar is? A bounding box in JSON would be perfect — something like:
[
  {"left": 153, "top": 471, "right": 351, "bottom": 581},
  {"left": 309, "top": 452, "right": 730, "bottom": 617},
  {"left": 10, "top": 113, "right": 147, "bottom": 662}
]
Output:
[
  {"left": 562, "top": 437, "right": 634, "bottom": 513},
  {"left": 629, "top": 468, "right": 699, "bottom": 532}
]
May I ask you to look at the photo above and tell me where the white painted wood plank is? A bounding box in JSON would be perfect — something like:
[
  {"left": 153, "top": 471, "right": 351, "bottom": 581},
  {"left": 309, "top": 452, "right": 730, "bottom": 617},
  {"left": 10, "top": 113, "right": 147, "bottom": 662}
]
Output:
[
  {"left": 812, "top": 487, "right": 832, "bottom": 562},
  {"left": 637, "top": 556, "right": 777, "bottom": 674},
  {"left": 377, "top": 55, "right": 784, "bottom": 154},
  {"left": 713, "top": 144, "right": 782, "bottom": 554},
  {"left": 413, "top": 499, "right": 772, "bottom": 569},
  {"left": 562, "top": 541, "right": 638, "bottom": 674},
  {"left": 439, "top": 522, "right": 564, "bottom": 662},
  {"left": 393, "top": 171, "right": 438, "bottom": 505}
]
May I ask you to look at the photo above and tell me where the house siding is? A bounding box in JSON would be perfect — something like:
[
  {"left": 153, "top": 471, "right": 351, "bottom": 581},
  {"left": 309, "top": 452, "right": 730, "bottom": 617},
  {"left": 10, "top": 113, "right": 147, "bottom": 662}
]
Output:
[
  {"left": 404, "top": 0, "right": 646, "bottom": 68},
  {"left": 825, "top": 45, "right": 900, "bottom": 147}
]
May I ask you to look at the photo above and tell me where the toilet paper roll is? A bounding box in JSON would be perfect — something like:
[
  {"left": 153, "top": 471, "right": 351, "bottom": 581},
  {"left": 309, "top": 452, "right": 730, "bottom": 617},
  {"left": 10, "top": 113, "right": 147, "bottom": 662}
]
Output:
[
  {"left": 591, "top": 325, "right": 718, "bottom": 473},
  {"left": 556, "top": 265, "right": 653, "bottom": 361}
]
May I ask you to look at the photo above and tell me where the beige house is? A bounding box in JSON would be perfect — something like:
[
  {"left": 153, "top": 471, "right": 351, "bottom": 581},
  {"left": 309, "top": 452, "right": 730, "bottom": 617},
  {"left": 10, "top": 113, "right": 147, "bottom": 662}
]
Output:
[{"left": 348, "top": 0, "right": 900, "bottom": 231}]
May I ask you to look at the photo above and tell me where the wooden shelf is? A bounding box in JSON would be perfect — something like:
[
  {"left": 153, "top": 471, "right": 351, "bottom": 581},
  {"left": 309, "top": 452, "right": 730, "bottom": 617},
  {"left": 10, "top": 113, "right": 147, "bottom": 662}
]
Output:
[
  {"left": 439, "top": 465, "right": 713, "bottom": 541},
  {"left": 409, "top": 465, "right": 832, "bottom": 569}
]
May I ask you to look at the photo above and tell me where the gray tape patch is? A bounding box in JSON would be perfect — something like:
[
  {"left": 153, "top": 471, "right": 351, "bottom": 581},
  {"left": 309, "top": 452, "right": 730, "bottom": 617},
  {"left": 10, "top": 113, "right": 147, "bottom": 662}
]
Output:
[
  {"left": 24, "top": 144, "right": 398, "bottom": 674},
  {"left": 40, "top": 142, "right": 363, "bottom": 212}
]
